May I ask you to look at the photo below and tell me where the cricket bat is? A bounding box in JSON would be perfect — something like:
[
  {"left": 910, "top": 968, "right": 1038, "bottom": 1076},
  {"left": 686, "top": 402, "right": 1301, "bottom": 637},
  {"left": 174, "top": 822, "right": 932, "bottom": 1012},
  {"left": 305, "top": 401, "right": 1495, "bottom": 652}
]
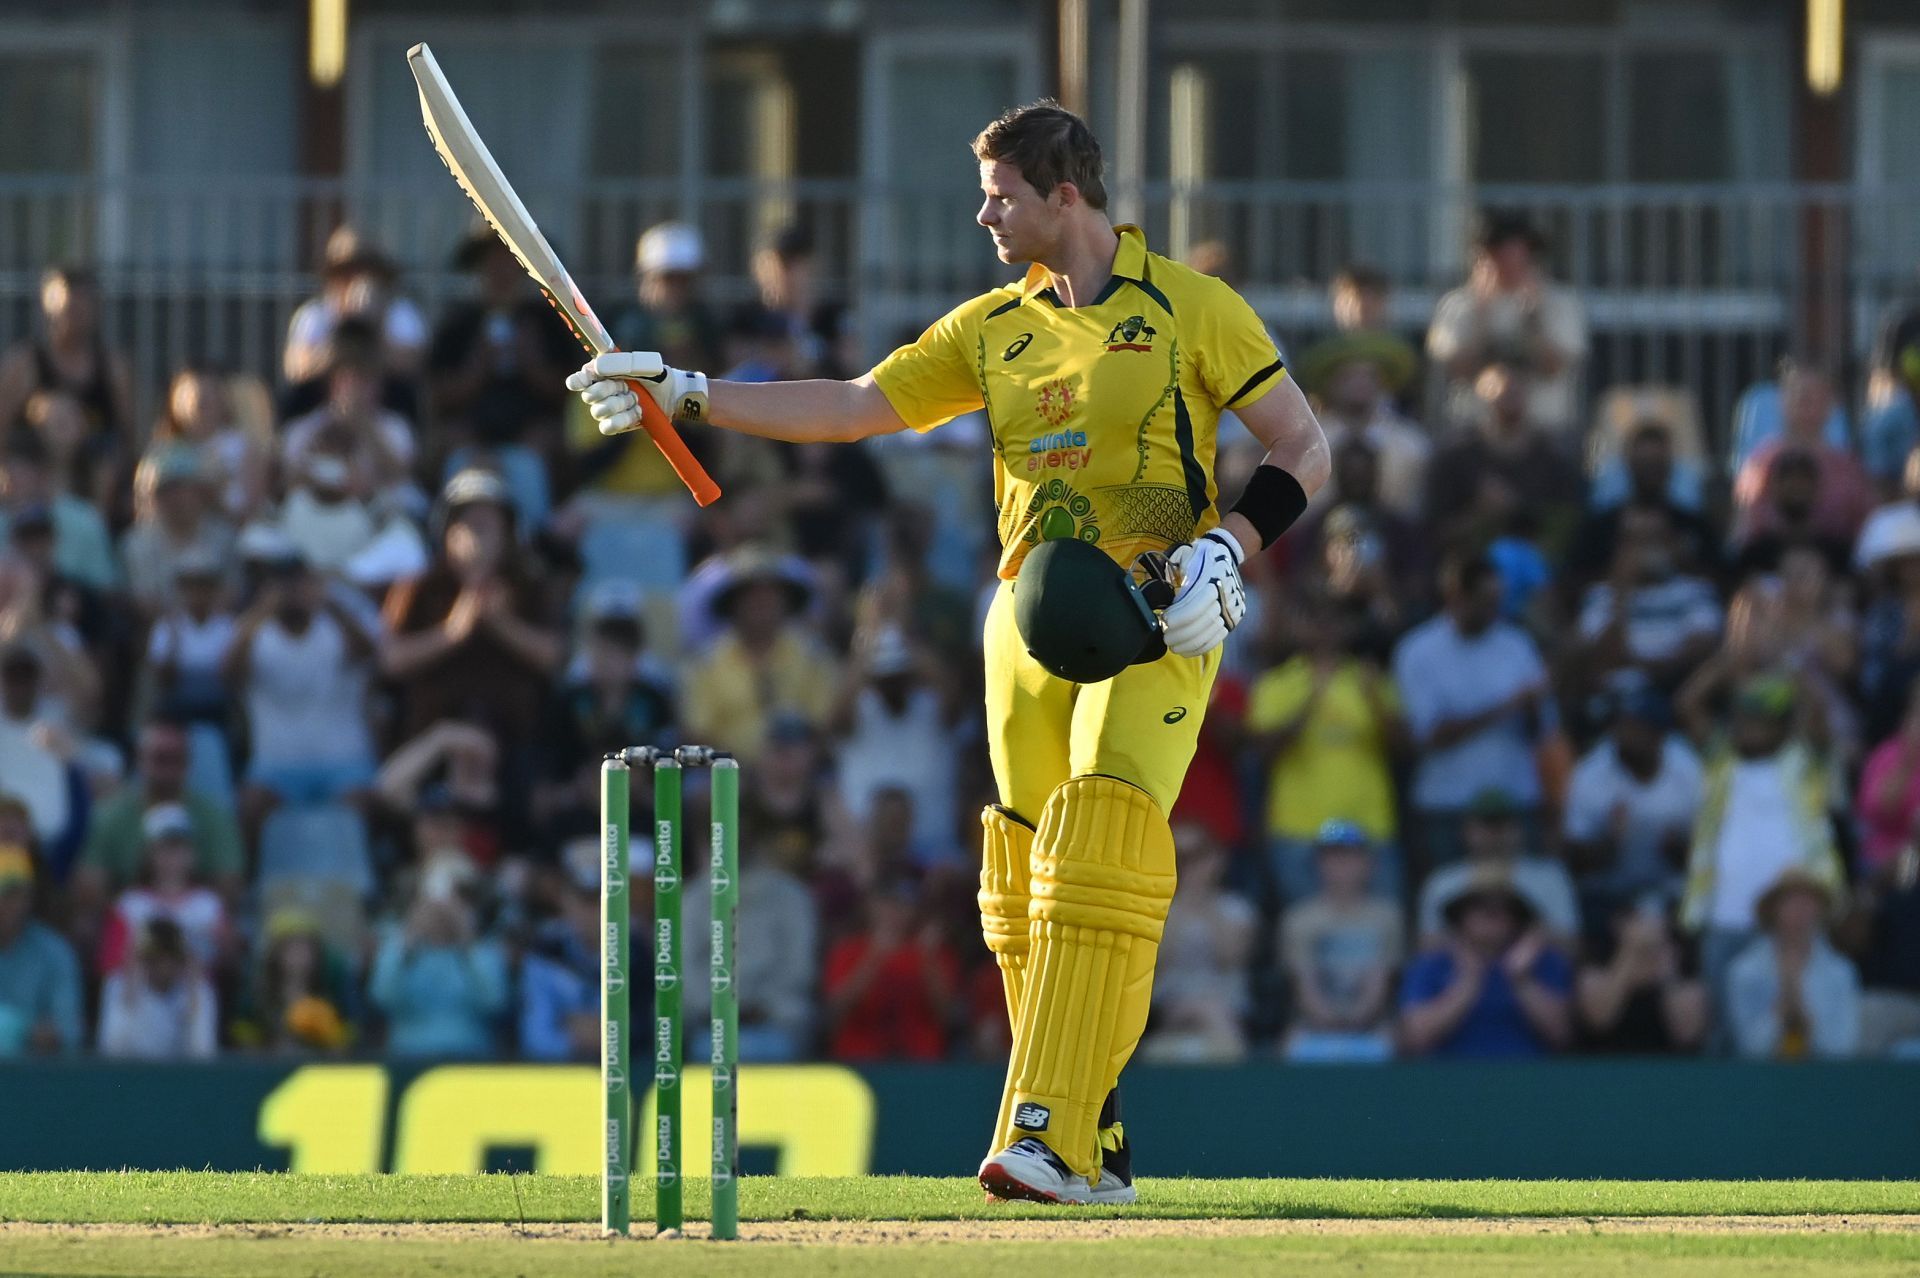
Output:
[{"left": 407, "top": 42, "right": 722, "bottom": 507}]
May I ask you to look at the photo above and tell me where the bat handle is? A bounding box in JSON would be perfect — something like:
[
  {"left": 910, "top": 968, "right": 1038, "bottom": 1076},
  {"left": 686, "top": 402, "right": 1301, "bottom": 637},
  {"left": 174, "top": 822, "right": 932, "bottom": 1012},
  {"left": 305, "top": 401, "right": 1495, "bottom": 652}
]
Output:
[{"left": 621, "top": 376, "right": 722, "bottom": 508}]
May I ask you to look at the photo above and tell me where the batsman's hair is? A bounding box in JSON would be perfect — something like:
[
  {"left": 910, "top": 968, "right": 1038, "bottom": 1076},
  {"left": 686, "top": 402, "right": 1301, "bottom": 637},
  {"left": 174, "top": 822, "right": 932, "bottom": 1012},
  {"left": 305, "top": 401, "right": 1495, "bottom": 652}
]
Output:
[{"left": 972, "top": 99, "right": 1107, "bottom": 210}]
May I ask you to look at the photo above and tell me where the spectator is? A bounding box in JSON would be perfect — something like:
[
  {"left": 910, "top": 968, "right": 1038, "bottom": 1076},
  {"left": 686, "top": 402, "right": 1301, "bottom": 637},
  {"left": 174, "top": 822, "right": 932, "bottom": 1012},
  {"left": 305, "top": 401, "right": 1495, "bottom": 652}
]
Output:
[
  {"left": 537, "top": 583, "right": 674, "bottom": 826},
  {"left": 1299, "top": 264, "right": 1420, "bottom": 407},
  {"left": 1728, "top": 359, "right": 1853, "bottom": 480},
  {"left": 281, "top": 334, "right": 421, "bottom": 518},
  {"left": 96, "top": 803, "right": 229, "bottom": 974},
  {"left": 0, "top": 265, "right": 134, "bottom": 454},
  {"left": 96, "top": 917, "right": 217, "bottom": 1060},
  {"left": 1855, "top": 683, "right": 1920, "bottom": 881},
  {"left": 1859, "top": 518, "right": 1920, "bottom": 739},
  {"left": 1392, "top": 553, "right": 1555, "bottom": 869},
  {"left": 683, "top": 548, "right": 841, "bottom": 765},
  {"left": 1576, "top": 900, "right": 1707, "bottom": 1053},
  {"left": 736, "top": 223, "right": 853, "bottom": 380},
  {"left": 681, "top": 835, "right": 820, "bottom": 1062},
  {"left": 278, "top": 452, "right": 381, "bottom": 574},
  {"left": 613, "top": 222, "right": 726, "bottom": 372},
  {"left": 1573, "top": 503, "right": 1721, "bottom": 691},
  {"left": 1417, "top": 788, "right": 1580, "bottom": 945},
  {"left": 283, "top": 226, "right": 427, "bottom": 383},
  {"left": 518, "top": 840, "right": 606, "bottom": 1062},
  {"left": 144, "top": 551, "right": 237, "bottom": 726},
  {"left": 227, "top": 553, "right": 378, "bottom": 811},
  {"left": 834, "top": 626, "right": 961, "bottom": 868},
  {"left": 1426, "top": 213, "right": 1587, "bottom": 436},
  {"left": 1562, "top": 675, "right": 1702, "bottom": 914},
  {"left": 0, "top": 645, "right": 73, "bottom": 850},
  {"left": 1141, "top": 820, "right": 1257, "bottom": 1062},
  {"left": 1279, "top": 821, "right": 1404, "bottom": 1063},
  {"left": 230, "top": 908, "right": 356, "bottom": 1054},
  {"left": 1248, "top": 589, "right": 1406, "bottom": 902},
  {"left": 148, "top": 367, "right": 268, "bottom": 523},
  {"left": 119, "top": 444, "right": 235, "bottom": 620},
  {"left": 1678, "top": 674, "right": 1846, "bottom": 997},
  {"left": 1300, "top": 352, "right": 1429, "bottom": 522},
  {"left": 741, "top": 713, "right": 854, "bottom": 882},
  {"left": 382, "top": 470, "right": 563, "bottom": 744},
  {"left": 0, "top": 843, "right": 82, "bottom": 1055},
  {"left": 1732, "top": 363, "right": 1873, "bottom": 550},
  {"left": 368, "top": 870, "right": 509, "bottom": 1057},
  {"left": 1399, "top": 865, "right": 1574, "bottom": 1058},
  {"left": 1425, "top": 363, "right": 1585, "bottom": 558},
  {"left": 1726, "top": 868, "right": 1861, "bottom": 1059},
  {"left": 0, "top": 424, "right": 117, "bottom": 595},
  {"left": 1300, "top": 438, "right": 1429, "bottom": 615},
  {"left": 373, "top": 723, "right": 502, "bottom": 870},
  {"left": 1569, "top": 422, "right": 1720, "bottom": 587},
  {"left": 75, "top": 721, "right": 244, "bottom": 900},
  {"left": 822, "top": 879, "right": 958, "bottom": 1061},
  {"left": 1866, "top": 336, "right": 1920, "bottom": 492},
  {"left": 1733, "top": 449, "right": 1857, "bottom": 578}
]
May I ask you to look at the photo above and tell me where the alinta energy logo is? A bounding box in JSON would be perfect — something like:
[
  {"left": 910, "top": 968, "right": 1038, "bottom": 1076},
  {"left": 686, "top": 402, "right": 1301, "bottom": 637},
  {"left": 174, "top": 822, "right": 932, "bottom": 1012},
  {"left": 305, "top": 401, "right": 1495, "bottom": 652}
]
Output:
[
  {"left": 1105, "top": 314, "right": 1156, "bottom": 352},
  {"left": 1027, "top": 426, "right": 1092, "bottom": 474}
]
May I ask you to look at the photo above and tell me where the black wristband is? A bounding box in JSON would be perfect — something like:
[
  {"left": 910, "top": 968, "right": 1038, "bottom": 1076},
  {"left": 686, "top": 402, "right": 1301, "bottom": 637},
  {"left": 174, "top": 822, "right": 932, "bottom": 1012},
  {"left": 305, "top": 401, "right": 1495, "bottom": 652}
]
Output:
[{"left": 1228, "top": 465, "right": 1309, "bottom": 552}]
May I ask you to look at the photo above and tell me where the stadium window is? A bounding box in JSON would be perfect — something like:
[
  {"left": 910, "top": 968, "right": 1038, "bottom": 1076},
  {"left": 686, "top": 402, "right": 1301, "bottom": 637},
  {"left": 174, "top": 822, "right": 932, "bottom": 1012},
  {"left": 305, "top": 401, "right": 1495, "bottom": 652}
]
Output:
[{"left": 1464, "top": 51, "right": 1607, "bottom": 184}]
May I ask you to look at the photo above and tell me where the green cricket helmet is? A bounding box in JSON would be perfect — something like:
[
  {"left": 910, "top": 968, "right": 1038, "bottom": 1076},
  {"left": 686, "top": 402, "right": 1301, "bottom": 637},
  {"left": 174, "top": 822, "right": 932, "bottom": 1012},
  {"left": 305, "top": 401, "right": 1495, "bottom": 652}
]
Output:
[{"left": 1014, "top": 536, "right": 1170, "bottom": 684}]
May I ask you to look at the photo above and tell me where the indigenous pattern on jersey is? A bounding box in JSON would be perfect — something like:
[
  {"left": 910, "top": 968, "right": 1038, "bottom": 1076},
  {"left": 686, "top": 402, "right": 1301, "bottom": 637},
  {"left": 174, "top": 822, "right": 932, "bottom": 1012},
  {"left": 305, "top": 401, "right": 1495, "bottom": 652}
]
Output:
[{"left": 870, "top": 226, "right": 1287, "bottom": 578}]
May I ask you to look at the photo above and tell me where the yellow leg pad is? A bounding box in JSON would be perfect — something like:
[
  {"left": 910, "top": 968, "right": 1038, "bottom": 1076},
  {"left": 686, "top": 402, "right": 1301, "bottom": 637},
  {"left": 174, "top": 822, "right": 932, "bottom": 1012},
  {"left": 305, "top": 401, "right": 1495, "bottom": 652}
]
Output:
[
  {"left": 1004, "top": 775, "right": 1175, "bottom": 1179},
  {"left": 980, "top": 805, "right": 1035, "bottom": 1155}
]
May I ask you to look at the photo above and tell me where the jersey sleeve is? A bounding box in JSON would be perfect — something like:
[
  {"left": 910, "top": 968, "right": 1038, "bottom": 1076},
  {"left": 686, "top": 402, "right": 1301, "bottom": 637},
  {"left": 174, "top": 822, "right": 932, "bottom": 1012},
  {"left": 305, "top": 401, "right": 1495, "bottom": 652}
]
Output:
[
  {"left": 868, "top": 294, "right": 993, "bottom": 433},
  {"left": 1193, "top": 279, "right": 1287, "bottom": 411}
]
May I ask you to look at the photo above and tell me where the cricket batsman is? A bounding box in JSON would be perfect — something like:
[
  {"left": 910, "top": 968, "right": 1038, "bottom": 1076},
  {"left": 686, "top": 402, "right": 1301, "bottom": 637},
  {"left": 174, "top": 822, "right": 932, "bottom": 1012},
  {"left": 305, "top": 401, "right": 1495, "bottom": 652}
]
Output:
[{"left": 568, "top": 101, "right": 1328, "bottom": 1203}]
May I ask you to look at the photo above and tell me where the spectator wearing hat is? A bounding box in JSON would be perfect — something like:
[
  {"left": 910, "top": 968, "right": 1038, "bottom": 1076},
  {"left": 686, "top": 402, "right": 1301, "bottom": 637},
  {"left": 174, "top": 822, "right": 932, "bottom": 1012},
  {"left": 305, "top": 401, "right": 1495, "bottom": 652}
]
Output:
[
  {"left": 147, "top": 367, "right": 269, "bottom": 524},
  {"left": 1426, "top": 212, "right": 1588, "bottom": 436},
  {"left": 0, "top": 265, "right": 135, "bottom": 463},
  {"left": 1732, "top": 362, "right": 1873, "bottom": 554},
  {"left": 518, "top": 838, "right": 608, "bottom": 1062},
  {"left": 1279, "top": 821, "right": 1405, "bottom": 1063},
  {"left": 369, "top": 869, "right": 509, "bottom": 1057},
  {"left": 614, "top": 222, "right": 725, "bottom": 373},
  {"left": 1678, "top": 670, "right": 1846, "bottom": 1003},
  {"left": 280, "top": 333, "right": 421, "bottom": 519},
  {"left": 1573, "top": 502, "right": 1721, "bottom": 694},
  {"left": 1299, "top": 264, "right": 1421, "bottom": 411},
  {"left": 75, "top": 721, "right": 244, "bottom": 903},
  {"left": 3, "top": 411, "right": 117, "bottom": 592},
  {"left": 1726, "top": 868, "right": 1861, "bottom": 1059},
  {"left": 0, "top": 843, "right": 82, "bottom": 1055},
  {"left": 1575, "top": 898, "right": 1707, "bottom": 1054},
  {"left": 230, "top": 907, "right": 357, "bottom": 1054},
  {"left": 822, "top": 876, "right": 959, "bottom": 1061},
  {"left": 1392, "top": 553, "right": 1556, "bottom": 871},
  {"left": 1141, "top": 820, "right": 1257, "bottom": 1063},
  {"left": 119, "top": 443, "right": 235, "bottom": 620},
  {"left": 96, "top": 916, "right": 217, "bottom": 1060},
  {"left": 382, "top": 469, "right": 563, "bottom": 745},
  {"left": 834, "top": 625, "right": 962, "bottom": 869},
  {"left": 1418, "top": 788, "right": 1579, "bottom": 946},
  {"left": 96, "top": 802, "right": 229, "bottom": 974},
  {"left": 1249, "top": 588, "right": 1406, "bottom": 903},
  {"left": 284, "top": 225, "right": 427, "bottom": 384},
  {"left": 1399, "top": 864, "right": 1574, "bottom": 1058},
  {"left": 1563, "top": 674, "right": 1703, "bottom": 915},
  {"left": 427, "top": 227, "right": 576, "bottom": 455},
  {"left": 683, "top": 547, "right": 841, "bottom": 765}
]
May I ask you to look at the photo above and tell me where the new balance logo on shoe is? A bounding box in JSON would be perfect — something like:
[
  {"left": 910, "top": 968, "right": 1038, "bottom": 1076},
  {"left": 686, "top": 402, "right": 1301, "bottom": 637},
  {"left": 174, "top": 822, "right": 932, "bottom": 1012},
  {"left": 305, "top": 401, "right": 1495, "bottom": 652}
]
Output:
[{"left": 1013, "top": 1103, "right": 1051, "bottom": 1132}]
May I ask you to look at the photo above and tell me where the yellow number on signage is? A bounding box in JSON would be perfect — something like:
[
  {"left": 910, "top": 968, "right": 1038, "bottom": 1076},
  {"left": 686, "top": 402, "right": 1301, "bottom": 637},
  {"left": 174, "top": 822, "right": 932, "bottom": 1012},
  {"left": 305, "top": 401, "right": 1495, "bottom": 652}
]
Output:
[
  {"left": 391, "top": 1066, "right": 601, "bottom": 1174},
  {"left": 257, "top": 1065, "right": 388, "bottom": 1173},
  {"left": 636, "top": 1065, "right": 874, "bottom": 1177}
]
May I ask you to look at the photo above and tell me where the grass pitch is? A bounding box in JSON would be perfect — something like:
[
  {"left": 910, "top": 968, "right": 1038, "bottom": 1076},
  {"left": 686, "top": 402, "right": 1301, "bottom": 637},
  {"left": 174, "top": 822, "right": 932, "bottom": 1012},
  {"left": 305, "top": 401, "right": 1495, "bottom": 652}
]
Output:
[{"left": 2, "top": 1173, "right": 1918, "bottom": 1276}]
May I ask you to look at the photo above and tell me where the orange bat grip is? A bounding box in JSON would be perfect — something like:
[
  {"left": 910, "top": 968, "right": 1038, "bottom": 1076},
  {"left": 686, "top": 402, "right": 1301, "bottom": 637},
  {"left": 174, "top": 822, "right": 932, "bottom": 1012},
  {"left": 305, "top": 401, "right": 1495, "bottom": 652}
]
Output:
[{"left": 623, "top": 376, "right": 722, "bottom": 507}]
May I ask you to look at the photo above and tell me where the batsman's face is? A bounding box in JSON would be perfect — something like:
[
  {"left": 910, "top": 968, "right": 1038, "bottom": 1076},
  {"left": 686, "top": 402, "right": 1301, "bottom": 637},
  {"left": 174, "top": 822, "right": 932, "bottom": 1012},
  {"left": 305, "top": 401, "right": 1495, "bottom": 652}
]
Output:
[{"left": 977, "top": 161, "right": 1061, "bottom": 265}]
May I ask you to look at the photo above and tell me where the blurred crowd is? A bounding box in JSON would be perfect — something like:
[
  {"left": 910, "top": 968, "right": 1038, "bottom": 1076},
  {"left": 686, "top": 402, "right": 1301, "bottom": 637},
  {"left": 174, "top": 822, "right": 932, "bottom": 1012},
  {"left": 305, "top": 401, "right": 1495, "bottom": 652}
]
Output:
[{"left": 3, "top": 210, "right": 1920, "bottom": 1067}]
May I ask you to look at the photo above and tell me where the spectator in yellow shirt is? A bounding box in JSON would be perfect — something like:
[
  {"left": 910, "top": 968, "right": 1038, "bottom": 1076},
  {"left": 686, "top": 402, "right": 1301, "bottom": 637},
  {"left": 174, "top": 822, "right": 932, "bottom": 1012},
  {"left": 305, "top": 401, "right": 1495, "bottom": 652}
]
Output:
[
  {"left": 1247, "top": 590, "right": 1407, "bottom": 903},
  {"left": 681, "top": 548, "right": 841, "bottom": 764}
]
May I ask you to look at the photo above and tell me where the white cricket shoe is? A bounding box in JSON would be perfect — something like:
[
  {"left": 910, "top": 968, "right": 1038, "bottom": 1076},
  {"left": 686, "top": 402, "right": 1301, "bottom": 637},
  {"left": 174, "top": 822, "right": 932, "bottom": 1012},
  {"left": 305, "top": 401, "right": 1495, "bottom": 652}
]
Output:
[{"left": 978, "top": 1137, "right": 1137, "bottom": 1205}]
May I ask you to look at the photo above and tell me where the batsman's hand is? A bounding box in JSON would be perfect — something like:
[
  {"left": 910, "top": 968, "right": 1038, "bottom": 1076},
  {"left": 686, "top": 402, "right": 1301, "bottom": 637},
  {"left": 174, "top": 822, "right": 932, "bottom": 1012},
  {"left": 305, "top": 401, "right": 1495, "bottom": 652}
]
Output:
[
  {"left": 566, "top": 353, "right": 710, "bottom": 435},
  {"left": 1161, "top": 529, "right": 1247, "bottom": 657}
]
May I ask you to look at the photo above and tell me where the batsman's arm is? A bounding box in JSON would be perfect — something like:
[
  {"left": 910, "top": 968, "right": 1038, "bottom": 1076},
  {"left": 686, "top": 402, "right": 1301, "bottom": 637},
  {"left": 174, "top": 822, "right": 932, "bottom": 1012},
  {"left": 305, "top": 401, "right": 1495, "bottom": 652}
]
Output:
[
  {"left": 1214, "top": 374, "right": 1331, "bottom": 562},
  {"left": 708, "top": 375, "right": 913, "bottom": 444}
]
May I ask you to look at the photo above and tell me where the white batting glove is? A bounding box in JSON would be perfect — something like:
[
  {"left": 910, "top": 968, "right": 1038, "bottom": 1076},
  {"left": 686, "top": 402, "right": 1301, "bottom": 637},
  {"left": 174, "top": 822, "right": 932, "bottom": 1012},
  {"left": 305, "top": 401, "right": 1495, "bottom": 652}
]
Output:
[
  {"left": 1160, "top": 529, "right": 1247, "bottom": 657},
  {"left": 565, "top": 352, "right": 710, "bottom": 434}
]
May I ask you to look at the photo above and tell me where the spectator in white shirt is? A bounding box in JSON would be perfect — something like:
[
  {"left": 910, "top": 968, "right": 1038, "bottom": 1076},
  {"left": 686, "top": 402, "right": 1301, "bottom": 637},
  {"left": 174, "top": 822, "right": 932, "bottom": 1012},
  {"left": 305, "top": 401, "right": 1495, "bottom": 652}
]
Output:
[
  {"left": 280, "top": 343, "right": 420, "bottom": 517},
  {"left": 97, "top": 917, "right": 217, "bottom": 1060},
  {"left": 1563, "top": 675, "right": 1703, "bottom": 913},
  {"left": 1392, "top": 553, "right": 1555, "bottom": 869},
  {"left": 279, "top": 452, "right": 379, "bottom": 574},
  {"left": 96, "top": 803, "right": 229, "bottom": 975},
  {"left": 1726, "top": 868, "right": 1861, "bottom": 1059},
  {"left": 283, "top": 227, "right": 427, "bottom": 383},
  {"left": 145, "top": 550, "right": 236, "bottom": 725},
  {"left": 1575, "top": 503, "right": 1721, "bottom": 692},
  {"left": 0, "top": 645, "right": 70, "bottom": 848}
]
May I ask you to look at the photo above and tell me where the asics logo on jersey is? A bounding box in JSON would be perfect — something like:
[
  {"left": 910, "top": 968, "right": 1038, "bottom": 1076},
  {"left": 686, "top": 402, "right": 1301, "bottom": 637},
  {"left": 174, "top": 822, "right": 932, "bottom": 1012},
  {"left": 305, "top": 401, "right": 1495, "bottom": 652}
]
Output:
[
  {"left": 1163, "top": 707, "right": 1188, "bottom": 724},
  {"left": 1105, "top": 315, "right": 1157, "bottom": 352},
  {"left": 1003, "top": 333, "right": 1034, "bottom": 361}
]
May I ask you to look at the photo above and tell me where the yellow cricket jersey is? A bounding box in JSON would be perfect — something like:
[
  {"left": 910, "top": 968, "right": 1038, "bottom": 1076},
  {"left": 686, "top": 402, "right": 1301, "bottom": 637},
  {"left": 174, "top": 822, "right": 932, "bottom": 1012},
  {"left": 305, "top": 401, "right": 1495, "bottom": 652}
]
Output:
[{"left": 870, "top": 225, "right": 1288, "bottom": 578}]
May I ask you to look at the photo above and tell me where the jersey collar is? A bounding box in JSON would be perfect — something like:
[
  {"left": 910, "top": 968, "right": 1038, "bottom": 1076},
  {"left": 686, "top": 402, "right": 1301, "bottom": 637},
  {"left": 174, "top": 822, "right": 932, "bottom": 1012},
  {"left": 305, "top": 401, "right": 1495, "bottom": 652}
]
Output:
[{"left": 1021, "top": 223, "right": 1149, "bottom": 305}]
